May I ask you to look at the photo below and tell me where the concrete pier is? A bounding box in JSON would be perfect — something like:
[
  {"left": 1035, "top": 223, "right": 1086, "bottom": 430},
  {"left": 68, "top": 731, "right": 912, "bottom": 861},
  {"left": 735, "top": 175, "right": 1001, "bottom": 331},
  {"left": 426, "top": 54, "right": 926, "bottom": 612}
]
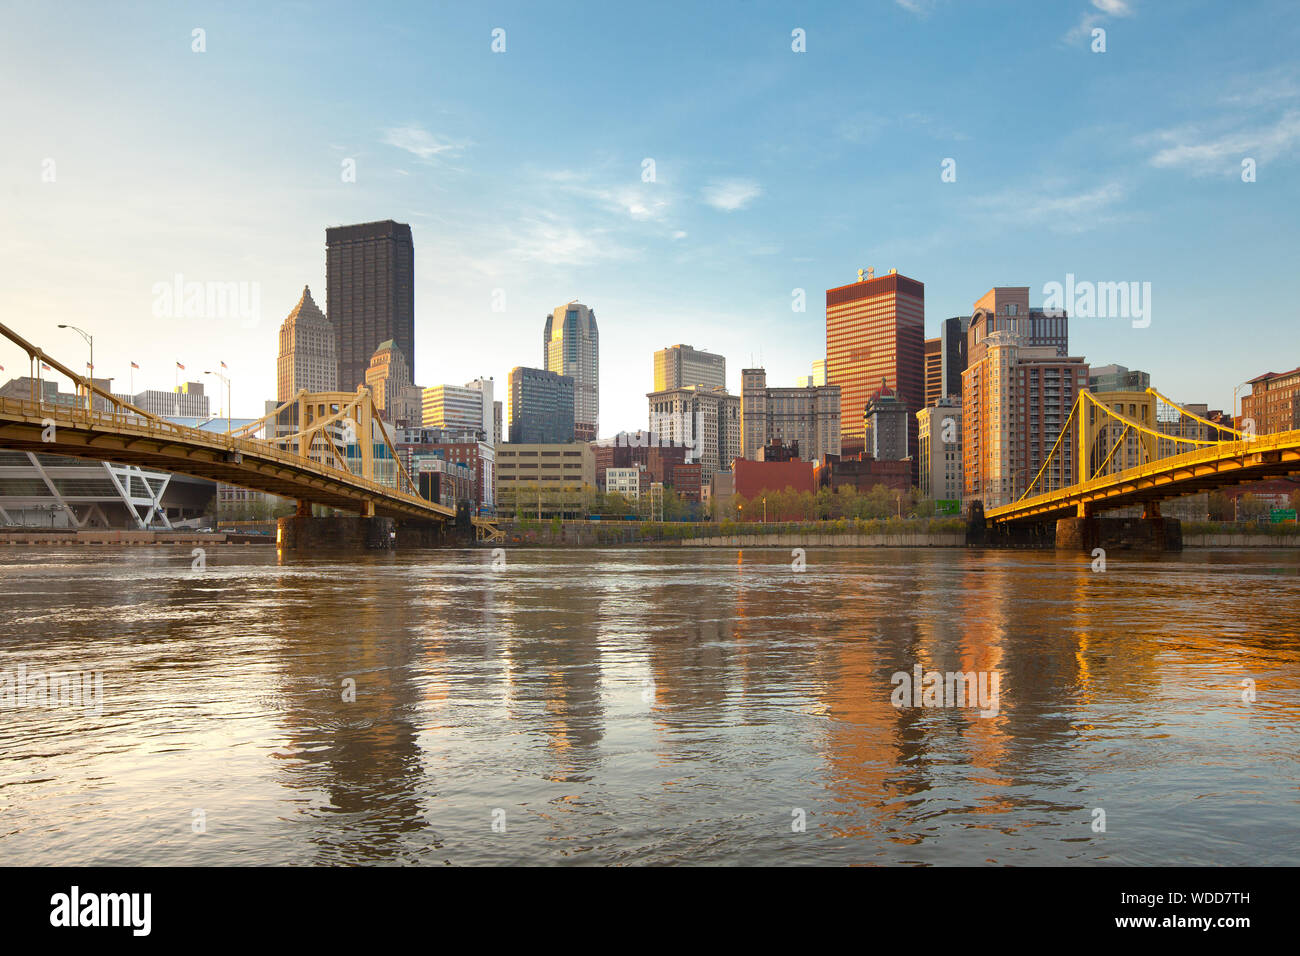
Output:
[
  {"left": 1055, "top": 516, "right": 1182, "bottom": 552},
  {"left": 276, "top": 515, "right": 396, "bottom": 551}
]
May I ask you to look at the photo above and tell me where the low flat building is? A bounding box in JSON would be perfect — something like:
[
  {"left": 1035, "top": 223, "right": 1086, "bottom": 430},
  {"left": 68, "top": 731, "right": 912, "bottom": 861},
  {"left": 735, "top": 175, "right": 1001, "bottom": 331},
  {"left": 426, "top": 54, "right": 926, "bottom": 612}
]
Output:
[{"left": 495, "top": 442, "right": 595, "bottom": 518}]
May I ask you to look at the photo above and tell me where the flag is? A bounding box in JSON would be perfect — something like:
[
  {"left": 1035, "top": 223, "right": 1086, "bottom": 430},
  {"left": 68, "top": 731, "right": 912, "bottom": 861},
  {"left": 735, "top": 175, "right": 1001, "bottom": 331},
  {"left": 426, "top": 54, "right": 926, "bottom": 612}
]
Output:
[
  {"left": 130, "top": 362, "right": 139, "bottom": 370},
  {"left": 86, "top": 362, "right": 93, "bottom": 370},
  {"left": 220, "top": 361, "right": 227, "bottom": 370},
  {"left": 176, "top": 362, "right": 185, "bottom": 371},
  {"left": 41, "top": 363, "right": 51, "bottom": 372}
]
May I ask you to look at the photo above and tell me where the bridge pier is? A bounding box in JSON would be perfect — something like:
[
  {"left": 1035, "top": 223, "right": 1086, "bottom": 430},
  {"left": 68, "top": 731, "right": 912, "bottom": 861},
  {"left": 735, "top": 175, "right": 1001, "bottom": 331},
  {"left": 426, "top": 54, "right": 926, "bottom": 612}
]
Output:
[
  {"left": 1055, "top": 515, "right": 1182, "bottom": 553},
  {"left": 276, "top": 515, "right": 396, "bottom": 551}
]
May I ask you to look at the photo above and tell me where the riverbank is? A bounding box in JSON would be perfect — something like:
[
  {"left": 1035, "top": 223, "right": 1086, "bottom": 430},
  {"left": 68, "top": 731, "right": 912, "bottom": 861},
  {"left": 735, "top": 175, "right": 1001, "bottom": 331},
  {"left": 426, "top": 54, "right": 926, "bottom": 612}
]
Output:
[{"left": 0, "top": 529, "right": 272, "bottom": 546}]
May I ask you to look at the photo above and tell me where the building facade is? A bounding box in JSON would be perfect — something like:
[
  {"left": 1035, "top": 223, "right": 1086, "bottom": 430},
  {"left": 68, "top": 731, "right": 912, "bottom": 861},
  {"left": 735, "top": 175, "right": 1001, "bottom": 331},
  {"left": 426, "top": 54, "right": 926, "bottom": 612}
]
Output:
[
  {"left": 739, "top": 367, "right": 841, "bottom": 463},
  {"left": 825, "top": 269, "right": 925, "bottom": 480},
  {"left": 924, "top": 337, "right": 943, "bottom": 408},
  {"left": 544, "top": 301, "right": 599, "bottom": 441},
  {"left": 508, "top": 367, "right": 575, "bottom": 444},
  {"left": 276, "top": 285, "right": 337, "bottom": 403},
  {"left": 654, "top": 344, "right": 727, "bottom": 392},
  {"left": 863, "top": 381, "right": 911, "bottom": 462},
  {"left": 940, "top": 315, "right": 969, "bottom": 403},
  {"left": 326, "top": 220, "right": 415, "bottom": 393},
  {"left": 962, "top": 331, "right": 1088, "bottom": 508},
  {"left": 646, "top": 385, "right": 741, "bottom": 478},
  {"left": 365, "top": 340, "right": 421, "bottom": 426},
  {"left": 605, "top": 466, "right": 643, "bottom": 501},
  {"left": 495, "top": 443, "right": 595, "bottom": 518},
  {"left": 422, "top": 378, "right": 494, "bottom": 440},
  {"left": 917, "top": 400, "right": 963, "bottom": 503},
  {"left": 1089, "top": 364, "right": 1151, "bottom": 393},
  {"left": 1242, "top": 366, "right": 1300, "bottom": 435}
]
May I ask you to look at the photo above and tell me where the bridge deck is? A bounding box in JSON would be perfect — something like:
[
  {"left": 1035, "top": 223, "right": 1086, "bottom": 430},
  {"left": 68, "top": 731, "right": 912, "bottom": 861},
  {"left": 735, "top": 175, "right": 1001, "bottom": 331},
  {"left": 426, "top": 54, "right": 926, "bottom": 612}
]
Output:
[
  {"left": 0, "top": 397, "right": 456, "bottom": 521},
  {"left": 987, "top": 429, "right": 1300, "bottom": 523}
]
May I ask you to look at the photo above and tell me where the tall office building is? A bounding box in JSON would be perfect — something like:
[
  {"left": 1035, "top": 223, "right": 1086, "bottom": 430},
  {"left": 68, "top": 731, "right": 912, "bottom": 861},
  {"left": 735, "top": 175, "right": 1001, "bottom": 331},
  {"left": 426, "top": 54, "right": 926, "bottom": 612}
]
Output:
[
  {"left": 365, "top": 340, "right": 422, "bottom": 426},
  {"left": 826, "top": 268, "right": 925, "bottom": 480},
  {"left": 276, "top": 286, "right": 337, "bottom": 403},
  {"left": 962, "top": 330, "right": 1088, "bottom": 508},
  {"left": 939, "top": 315, "right": 969, "bottom": 402},
  {"left": 923, "top": 337, "right": 942, "bottom": 408},
  {"left": 508, "top": 367, "right": 575, "bottom": 444},
  {"left": 740, "top": 367, "right": 841, "bottom": 463},
  {"left": 967, "top": 287, "right": 1068, "bottom": 359},
  {"left": 326, "top": 220, "right": 415, "bottom": 392},
  {"left": 647, "top": 385, "right": 741, "bottom": 478},
  {"left": 654, "top": 344, "right": 727, "bottom": 392},
  {"left": 544, "top": 301, "right": 599, "bottom": 441}
]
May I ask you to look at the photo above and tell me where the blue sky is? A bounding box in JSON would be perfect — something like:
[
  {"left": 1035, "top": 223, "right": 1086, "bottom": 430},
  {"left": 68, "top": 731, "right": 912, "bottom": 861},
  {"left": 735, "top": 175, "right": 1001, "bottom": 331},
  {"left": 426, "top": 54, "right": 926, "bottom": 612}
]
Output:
[{"left": 2, "top": 0, "right": 1298, "bottom": 430}]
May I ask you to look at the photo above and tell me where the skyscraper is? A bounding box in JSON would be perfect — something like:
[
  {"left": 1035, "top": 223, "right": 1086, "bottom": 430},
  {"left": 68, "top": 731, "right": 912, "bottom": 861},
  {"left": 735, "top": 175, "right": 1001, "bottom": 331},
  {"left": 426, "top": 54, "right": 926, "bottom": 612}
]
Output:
[
  {"left": 654, "top": 344, "right": 726, "bottom": 392},
  {"left": 923, "top": 337, "right": 942, "bottom": 408},
  {"left": 544, "top": 301, "right": 599, "bottom": 441},
  {"left": 365, "top": 340, "right": 422, "bottom": 426},
  {"left": 825, "top": 268, "right": 925, "bottom": 477},
  {"left": 508, "top": 367, "right": 575, "bottom": 444},
  {"left": 940, "top": 315, "right": 969, "bottom": 403},
  {"left": 326, "top": 220, "right": 415, "bottom": 393},
  {"left": 276, "top": 285, "right": 337, "bottom": 402}
]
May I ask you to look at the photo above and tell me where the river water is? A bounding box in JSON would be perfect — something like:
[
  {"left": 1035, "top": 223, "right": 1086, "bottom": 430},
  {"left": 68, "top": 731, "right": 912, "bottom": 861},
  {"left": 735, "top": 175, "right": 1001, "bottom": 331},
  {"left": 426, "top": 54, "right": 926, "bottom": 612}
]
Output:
[{"left": 1, "top": 545, "right": 1297, "bottom": 866}]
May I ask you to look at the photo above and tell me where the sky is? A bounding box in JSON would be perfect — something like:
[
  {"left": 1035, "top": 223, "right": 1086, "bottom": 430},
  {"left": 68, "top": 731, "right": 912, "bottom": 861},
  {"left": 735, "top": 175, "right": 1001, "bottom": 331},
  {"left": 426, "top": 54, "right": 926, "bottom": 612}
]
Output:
[{"left": 2, "top": 0, "right": 1298, "bottom": 432}]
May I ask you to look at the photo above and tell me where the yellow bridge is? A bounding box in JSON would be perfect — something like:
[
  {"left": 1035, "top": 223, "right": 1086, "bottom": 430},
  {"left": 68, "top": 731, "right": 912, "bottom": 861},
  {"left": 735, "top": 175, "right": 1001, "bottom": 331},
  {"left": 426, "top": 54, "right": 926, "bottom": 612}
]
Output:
[
  {"left": 0, "top": 322, "right": 502, "bottom": 542},
  {"left": 986, "top": 387, "right": 1300, "bottom": 525}
]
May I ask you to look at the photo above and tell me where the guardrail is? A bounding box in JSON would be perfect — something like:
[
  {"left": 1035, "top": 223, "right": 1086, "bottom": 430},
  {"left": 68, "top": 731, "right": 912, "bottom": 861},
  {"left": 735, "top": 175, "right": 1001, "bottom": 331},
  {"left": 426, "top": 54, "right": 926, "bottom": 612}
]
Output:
[{"left": 0, "top": 396, "right": 452, "bottom": 516}]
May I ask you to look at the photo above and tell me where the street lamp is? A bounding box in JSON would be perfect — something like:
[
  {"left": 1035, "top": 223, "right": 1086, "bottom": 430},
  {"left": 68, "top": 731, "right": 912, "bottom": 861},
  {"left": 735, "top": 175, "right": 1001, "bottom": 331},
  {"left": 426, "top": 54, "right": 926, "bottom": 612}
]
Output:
[
  {"left": 57, "top": 324, "right": 93, "bottom": 412},
  {"left": 204, "top": 369, "right": 232, "bottom": 435},
  {"left": 762, "top": 496, "right": 767, "bottom": 523}
]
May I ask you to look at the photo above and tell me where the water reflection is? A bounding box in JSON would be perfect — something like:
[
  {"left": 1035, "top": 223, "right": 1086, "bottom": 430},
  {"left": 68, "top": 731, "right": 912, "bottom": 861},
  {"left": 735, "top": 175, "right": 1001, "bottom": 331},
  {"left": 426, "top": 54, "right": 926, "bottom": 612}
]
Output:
[{"left": 0, "top": 545, "right": 1297, "bottom": 865}]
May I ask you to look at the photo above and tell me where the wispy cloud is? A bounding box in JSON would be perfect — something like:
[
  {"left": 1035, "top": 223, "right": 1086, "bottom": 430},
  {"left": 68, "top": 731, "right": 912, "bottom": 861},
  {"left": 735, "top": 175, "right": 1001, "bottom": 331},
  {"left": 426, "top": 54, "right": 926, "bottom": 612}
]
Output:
[
  {"left": 836, "top": 110, "right": 967, "bottom": 144},
  {"left": 1146, "top": 110, "right": 1300, "bottom": 175},
  {"left": 382, "top": 124, "right": 464, "bottom": 161},
  {"left": 1066, "top": 0, "right": 1134, "bottom": 44},
  {"left": 701, "top": 178, "right": 762, "bottom": 212},
  {"left": 971, "top": 181, "right": 1129, "bottom": 234},
  {"left": 895, "top": 0, "right": 941, "bottom": 16}
]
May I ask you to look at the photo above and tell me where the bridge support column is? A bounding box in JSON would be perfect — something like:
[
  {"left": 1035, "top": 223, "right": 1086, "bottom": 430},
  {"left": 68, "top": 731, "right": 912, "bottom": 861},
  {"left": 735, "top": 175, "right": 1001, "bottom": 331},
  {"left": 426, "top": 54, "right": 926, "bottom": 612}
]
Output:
[
  {"left": 1055, "top": 515, "right": 1182, "bottom": 553},
  {"left": 276, "top": 515, "right": 395, "bottom": 551}
]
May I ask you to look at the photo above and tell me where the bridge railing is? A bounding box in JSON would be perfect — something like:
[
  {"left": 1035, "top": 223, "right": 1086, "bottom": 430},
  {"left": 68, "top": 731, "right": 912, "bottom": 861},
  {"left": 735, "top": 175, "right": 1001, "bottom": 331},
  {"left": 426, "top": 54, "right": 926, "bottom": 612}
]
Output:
[
  {"left": 0, "top": 395, "right": 451, "bottom": 515},
  {"left": 991, "top": 427, "right": 1300, "bottom": 517}
]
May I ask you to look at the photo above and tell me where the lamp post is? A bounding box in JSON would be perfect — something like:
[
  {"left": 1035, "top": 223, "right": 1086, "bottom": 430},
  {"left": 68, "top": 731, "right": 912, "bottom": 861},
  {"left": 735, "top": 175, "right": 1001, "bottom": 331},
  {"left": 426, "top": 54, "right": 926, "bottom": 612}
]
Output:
[
  {"left": 204, "top": 369, "right": 232, "bottom": 435},
  {"left": 57, "top": 324, "right": 93, "bottom": 412},
  {"left": 762, "top": 496, "right": 767, "bottom": 523},
  {"left": 1232, "top": 380, "right": 1254, "bottom": 437}
]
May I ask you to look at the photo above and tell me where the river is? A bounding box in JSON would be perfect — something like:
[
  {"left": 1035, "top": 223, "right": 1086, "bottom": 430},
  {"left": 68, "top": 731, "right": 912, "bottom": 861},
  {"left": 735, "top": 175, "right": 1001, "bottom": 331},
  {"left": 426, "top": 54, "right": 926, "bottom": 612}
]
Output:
[{"left": 1, "top": 545, "right": 1297, "bottom": 865}]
